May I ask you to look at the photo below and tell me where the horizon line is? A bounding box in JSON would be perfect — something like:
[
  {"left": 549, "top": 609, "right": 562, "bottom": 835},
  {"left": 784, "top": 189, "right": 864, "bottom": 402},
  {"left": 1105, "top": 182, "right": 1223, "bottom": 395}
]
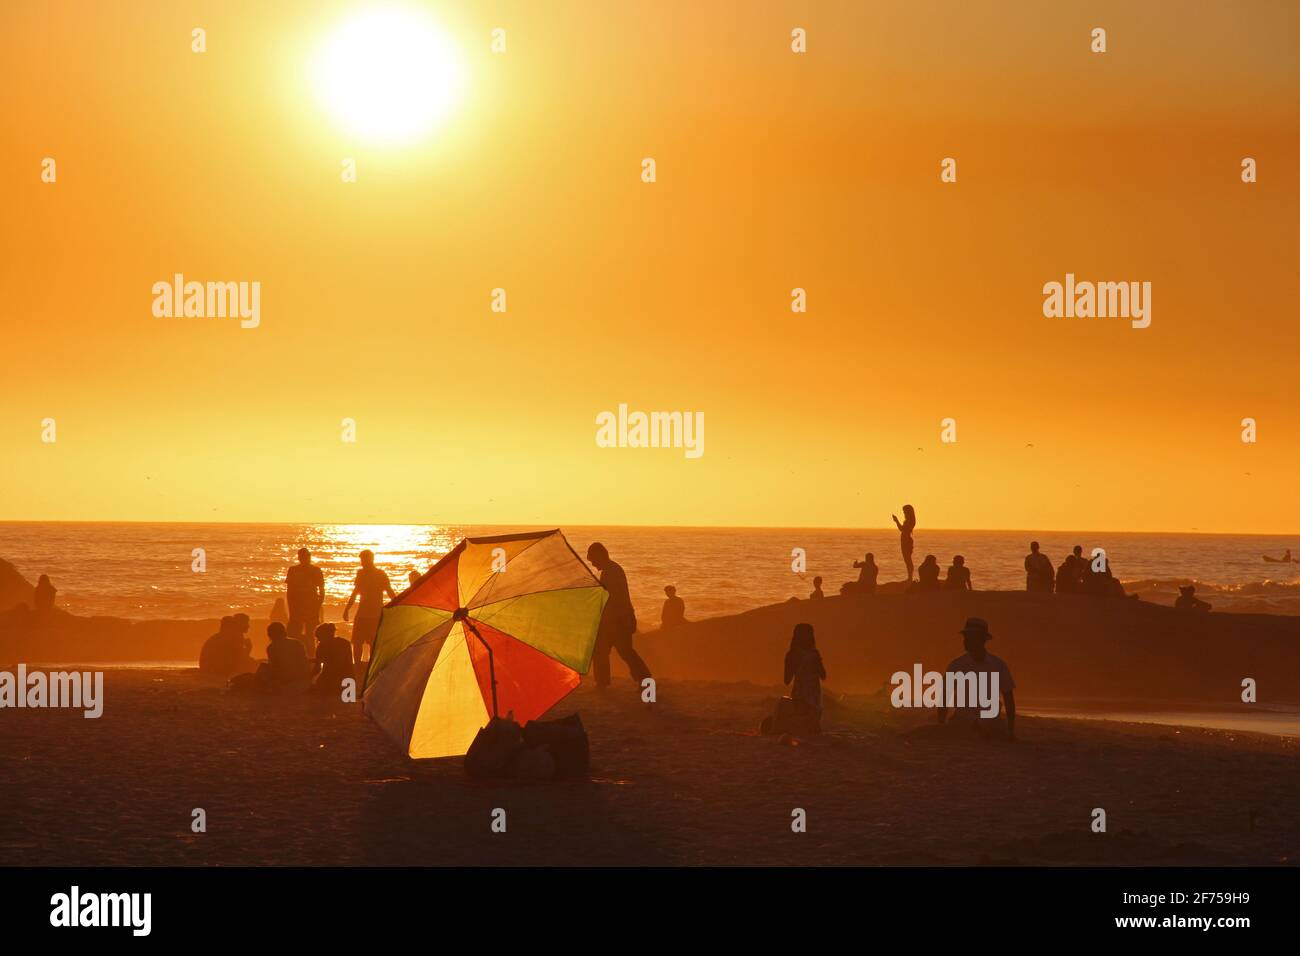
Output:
[{"left": 0, "top": 518, "right": 1297, "bottom": 538}]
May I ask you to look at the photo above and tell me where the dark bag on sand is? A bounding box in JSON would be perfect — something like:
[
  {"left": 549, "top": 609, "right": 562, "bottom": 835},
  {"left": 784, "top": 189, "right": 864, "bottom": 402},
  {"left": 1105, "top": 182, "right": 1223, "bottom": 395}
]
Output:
[
  {"left": 521, "top": 712, "right": 590, "bottom": 777},
  {"left": 465, "top": 715, "right": 525, "bottom": 778}
]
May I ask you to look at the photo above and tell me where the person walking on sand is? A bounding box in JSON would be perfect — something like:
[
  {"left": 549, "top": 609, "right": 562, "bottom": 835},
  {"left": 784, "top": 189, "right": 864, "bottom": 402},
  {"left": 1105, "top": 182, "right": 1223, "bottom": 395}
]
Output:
[
  {"left": 851, "top": 552, "right": 879, "bottom": 595},
  {"left": 1024, "top": 541, "right": 1054, "bottom": 593},
  {"left": 343, "top": 550, "right": 396, "bottom": 667},
  {"left": 587, "top": 543, "right": 652, "bottom": 693},
  {"left": 285, "top": 548, "right": 325, "bottom": 646},
  {"left": 944, "top": 555, "right": 972, "bottom": 591},
  {"left": 660, "top": 585, "right": 687, "bottom": 629},
  {"left": 893, "top": 504, "right": 916, "bottom": 582},
  {"left": 939, "top": 617, "right": 1016, "bottom": 739}
]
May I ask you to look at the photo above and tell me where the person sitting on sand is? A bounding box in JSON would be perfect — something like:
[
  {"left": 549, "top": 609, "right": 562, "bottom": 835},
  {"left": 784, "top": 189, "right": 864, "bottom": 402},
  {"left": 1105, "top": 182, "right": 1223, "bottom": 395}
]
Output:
[
  {"left": 311, "top": 622, "right": 355, "bottom": 696},
  {"left": 587, "top": 543, "right": 653, "bottom": 693},
  {"left": 199, "top": 616, "right": 256, "bottom": 680},
  {"left": 851, "top": 553, "right": 879, "bottom": 595},
  {"left": 1082, "top": 551, "right": 1126, "bottom": 598},
  {"left": 1024, "top": 541, "right": 1054, "bottom": 593},
  {"left": 762, "top": 623, "right": 826, "bottom": 736},
  {"left": 285, "top": 548, "right": 325, "bottom": 645},
  {"left": 343, "top": 550, "right": 396, "bottom": 667},
  {"left": 33, "top": 574, "right": 56, "bottom": 616},
  {"left": 944, "top": 555, "right": 972, "bottom": 590},
  {"left": 892, "top": 505, "right": 916, "bottom": 582},
  {"left": 260, "top": 621, "right": 311, "bottom": 693},
  {"left": 911, "top": 554, "right": 941, "bottom": 592},
  {"left": 809, "top": 576, "right": 825, "bottom": 600},
  {"left": 1055, "top": 546, "right": 1086, "bottom": 594},
  {"left": 199, "top": 616, "right": 237, "bottom": 678},
  {"left": 1175, "top": 585, "right": 1211, "bottom": 612},
  {"left": 660, "top": 585, "right": 687, "bottom": 629},
  {"left": 939, "top": 617, "right": 1016, "bottom": 739}
]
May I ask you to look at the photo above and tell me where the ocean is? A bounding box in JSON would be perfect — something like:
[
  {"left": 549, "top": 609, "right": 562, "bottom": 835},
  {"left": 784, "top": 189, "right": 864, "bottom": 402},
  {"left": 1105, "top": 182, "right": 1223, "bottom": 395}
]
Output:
[{"left": 2, "top": 522, "right": 1299, "bottom": 621}]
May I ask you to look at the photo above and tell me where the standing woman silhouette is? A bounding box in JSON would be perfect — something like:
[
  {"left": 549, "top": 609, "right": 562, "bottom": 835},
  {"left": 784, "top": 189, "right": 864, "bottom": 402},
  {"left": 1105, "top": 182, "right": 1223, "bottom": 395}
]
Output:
[{"left": 892, "top": 504, "right": 916, "bottom": 582}]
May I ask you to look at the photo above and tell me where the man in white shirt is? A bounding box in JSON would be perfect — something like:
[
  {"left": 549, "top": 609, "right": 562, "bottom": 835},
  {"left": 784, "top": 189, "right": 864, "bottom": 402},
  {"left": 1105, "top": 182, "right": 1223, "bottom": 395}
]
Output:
[{"left": 939, "top": 617, "right": 1016, "bottom": 739}]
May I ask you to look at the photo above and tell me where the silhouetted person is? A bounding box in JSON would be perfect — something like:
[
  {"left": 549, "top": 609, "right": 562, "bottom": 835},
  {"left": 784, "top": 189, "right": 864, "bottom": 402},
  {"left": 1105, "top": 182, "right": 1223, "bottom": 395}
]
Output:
[
  {"left": 408, "top": 569, "right": 421, "bottom": 588},
  {"left": 939, "top": 617, "right": 1016, "bottom": 739},
  {"left": 809, "top": 576, "right": 825, "bottom": 600},
  {"left": 1056, "top": 545, "right": 1086, "bottom": 594},
  {"left": 661, "top": 585, "right": 686, "bottom": 629},
  {"left": 785, "top": 622, "right": 825, "bottom": 716},
  {"left": 286, "top": 548, "right": 325, "bottom": 644},
  {"left": 344, "top": 550, "right": 395, "bottom": 667},
  {"left": 892, "top": 504, "right": 916, "bottom": 581},
  {"left": 945, "top": 555, "right": 972, "bottom": 591},
  {"left": 762, "top": 622, "right": 826, "bottom": 735},
  {"left": 587, "top": 543, "right": 652, "bottom": 692},
  {"left": 913, "top": 554, "right": 940, "bottom": 592},
  {"left": 1086, "top": 554, "right": 1126, "bottom": 598},
  {"left": 1175, "top": 585, "right": 1211, "bottom": 612},
  {"left": 33, "top": 574, "right": 56, "bottom": 615},
  {"left": 258, "top": 621, "right": 311, "bottom": 693},
  {"left": 311, "top": 622, "right": 355, "bottom": 696},
  {"left": 200, "top": 616, "right": 245, "bottom": 679},
  {"left": 1024, "top": 541, "right": 1054, "bottom": 593},
  {"left": 852, "top": 552, "right": 879, "bottom": 595}
]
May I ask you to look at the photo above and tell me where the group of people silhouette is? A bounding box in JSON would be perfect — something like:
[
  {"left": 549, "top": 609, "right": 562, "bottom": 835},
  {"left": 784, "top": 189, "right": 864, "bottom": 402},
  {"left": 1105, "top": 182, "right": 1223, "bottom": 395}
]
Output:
[
  {"left": 200, "top": 546, "right": 399, "bottom": 692},
  {"left": 800, "top": 505, "right": 1148, "bottom": 603},
  {"left": 763, "top": 613, "right": 1017, "bottom": 740},
  {"left": 199, "top": 541, "right": 658, "bottom": 700}
]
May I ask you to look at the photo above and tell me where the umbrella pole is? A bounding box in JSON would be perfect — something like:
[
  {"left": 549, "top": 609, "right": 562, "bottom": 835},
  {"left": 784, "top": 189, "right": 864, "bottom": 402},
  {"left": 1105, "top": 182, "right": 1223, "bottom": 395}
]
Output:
[{"left": 461, "top": 617, "right": 499, "bottom": 719}]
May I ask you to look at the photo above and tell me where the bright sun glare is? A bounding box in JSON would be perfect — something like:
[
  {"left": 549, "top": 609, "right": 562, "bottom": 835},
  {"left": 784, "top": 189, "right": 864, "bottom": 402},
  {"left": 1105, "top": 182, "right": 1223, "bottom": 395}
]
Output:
[{"left": 313, "top": 6, "right": 465, "bottom": 144}]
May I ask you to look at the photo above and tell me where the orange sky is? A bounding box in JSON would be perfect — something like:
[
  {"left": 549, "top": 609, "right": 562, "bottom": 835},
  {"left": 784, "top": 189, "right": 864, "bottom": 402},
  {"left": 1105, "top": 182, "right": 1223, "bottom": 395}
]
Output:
[{"left": 2, "top": 1, "right": 1297, "bottom": 532}]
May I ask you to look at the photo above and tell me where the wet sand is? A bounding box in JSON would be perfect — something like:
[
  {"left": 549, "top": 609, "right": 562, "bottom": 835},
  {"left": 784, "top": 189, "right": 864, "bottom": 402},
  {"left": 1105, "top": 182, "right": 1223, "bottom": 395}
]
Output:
[{"left": 1, "top": 668, "right": 1296, "bottom": 866}]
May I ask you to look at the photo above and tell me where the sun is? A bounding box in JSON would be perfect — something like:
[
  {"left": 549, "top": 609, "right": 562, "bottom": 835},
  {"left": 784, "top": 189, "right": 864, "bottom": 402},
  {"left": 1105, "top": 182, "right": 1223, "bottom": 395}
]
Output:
[{"left": 312, "top": 6, "right": 465, "bottom": 144}]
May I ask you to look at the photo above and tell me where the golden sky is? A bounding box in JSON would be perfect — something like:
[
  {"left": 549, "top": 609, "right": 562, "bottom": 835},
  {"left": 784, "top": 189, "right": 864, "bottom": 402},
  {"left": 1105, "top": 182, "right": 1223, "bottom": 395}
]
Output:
[{"left": 2, "top": 1, "right": 1297, "bottom": 532}]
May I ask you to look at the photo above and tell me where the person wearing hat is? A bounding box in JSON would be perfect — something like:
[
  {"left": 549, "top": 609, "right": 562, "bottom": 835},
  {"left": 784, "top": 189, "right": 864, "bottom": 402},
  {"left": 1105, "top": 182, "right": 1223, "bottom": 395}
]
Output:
[
  {"left": 939, "top": 617, "right": 1016, "bottom": 739},
  {"left": 1174, "top": 585, "right": 1211, "bottom": 613}
]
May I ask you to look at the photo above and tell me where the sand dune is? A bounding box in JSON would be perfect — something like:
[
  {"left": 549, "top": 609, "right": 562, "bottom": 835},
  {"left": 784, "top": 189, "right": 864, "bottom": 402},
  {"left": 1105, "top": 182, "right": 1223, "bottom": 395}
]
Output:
[{"left": 644, "top": 589, "right": 1300, "bottom": 707}]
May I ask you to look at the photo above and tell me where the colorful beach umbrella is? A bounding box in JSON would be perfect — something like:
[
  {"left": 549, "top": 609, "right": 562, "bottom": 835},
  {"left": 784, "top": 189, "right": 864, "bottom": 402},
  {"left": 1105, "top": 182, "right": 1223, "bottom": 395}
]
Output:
[{"left": 363, "top": 529, "right": 607, "bottom": 759}]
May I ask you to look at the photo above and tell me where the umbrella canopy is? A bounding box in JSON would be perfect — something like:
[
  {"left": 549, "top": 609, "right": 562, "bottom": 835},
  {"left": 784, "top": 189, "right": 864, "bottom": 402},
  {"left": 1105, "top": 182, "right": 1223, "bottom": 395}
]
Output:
[{"left": 363, "top": 529, "right": 607, "bottom": 759}]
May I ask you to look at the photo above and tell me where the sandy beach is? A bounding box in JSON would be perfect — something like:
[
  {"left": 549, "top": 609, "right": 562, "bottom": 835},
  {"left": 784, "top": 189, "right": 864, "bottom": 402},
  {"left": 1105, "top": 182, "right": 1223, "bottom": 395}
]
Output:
[{"left": 1, "top": 665, "right": 1296, "bottom": 867}]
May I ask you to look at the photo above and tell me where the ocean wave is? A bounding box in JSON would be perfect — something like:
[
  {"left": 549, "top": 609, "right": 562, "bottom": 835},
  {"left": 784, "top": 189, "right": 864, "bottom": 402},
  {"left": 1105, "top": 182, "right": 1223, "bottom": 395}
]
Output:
[{"left": 1121, "top": 577, "right": 1300, "bottom": 613}]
